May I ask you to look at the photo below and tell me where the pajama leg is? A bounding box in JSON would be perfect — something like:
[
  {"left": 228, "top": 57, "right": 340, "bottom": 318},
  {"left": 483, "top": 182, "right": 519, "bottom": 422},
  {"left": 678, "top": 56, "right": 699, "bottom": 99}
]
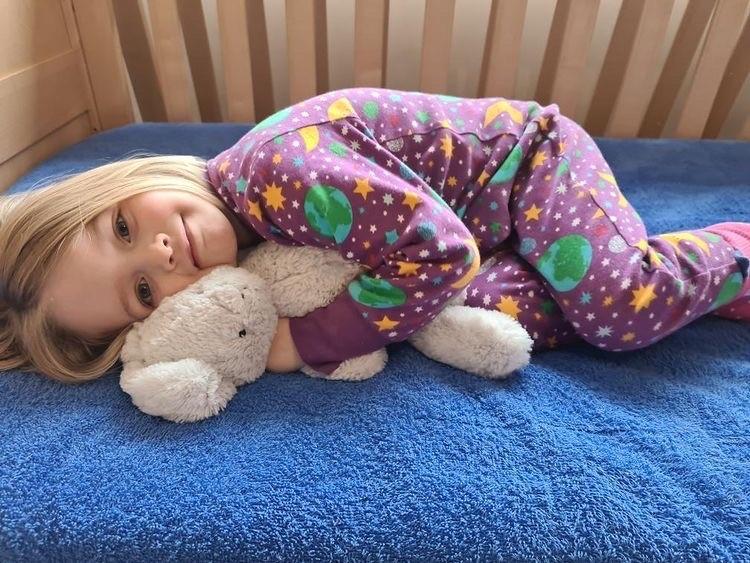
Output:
[
  {"left": 464, "top": 246, "right": 583, "bottom": 351},
  {"left": 470, "top": 112, "right": 748, "bottom": 352}
]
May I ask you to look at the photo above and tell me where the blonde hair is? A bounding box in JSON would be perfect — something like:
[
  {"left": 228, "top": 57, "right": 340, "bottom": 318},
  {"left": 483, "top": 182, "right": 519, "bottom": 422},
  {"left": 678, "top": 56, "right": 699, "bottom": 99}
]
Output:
[{"left": 0, "top": 153, "right": 232, "bottom": 384}]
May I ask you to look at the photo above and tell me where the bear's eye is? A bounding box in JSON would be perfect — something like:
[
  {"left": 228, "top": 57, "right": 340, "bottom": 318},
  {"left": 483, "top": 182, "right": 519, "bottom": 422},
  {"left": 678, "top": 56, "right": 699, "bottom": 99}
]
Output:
[{"left": 239, "top": 329, "right": 247, "bottom": 338}]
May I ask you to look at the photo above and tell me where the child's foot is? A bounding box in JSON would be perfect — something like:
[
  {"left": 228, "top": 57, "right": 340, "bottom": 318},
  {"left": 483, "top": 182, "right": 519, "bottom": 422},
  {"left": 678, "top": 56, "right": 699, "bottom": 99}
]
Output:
[
  {"left": 704, "top": 222, "right": 750, "bottom": 321},
  {"left": 711, "top": 295, "right": 750, "bottom": 321}
]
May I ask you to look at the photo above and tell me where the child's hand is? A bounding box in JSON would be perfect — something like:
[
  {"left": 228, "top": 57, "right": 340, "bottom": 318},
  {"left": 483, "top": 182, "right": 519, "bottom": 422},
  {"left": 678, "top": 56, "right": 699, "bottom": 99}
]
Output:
[{"left": 266, "top": 317, "right": 304, "bottom": 372}]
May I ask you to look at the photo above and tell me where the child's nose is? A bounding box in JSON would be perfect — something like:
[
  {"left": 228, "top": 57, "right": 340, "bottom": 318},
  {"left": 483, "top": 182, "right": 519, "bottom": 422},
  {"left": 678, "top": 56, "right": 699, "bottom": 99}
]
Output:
[{"left": 153, "top": 233, "right": 175, "bottom": 267}]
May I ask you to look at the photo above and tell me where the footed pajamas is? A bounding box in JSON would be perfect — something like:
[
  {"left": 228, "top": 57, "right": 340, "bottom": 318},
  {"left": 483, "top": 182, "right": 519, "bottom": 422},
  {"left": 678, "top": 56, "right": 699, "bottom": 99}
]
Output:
[{"left": 206, "top": 87, "right": 748, "bottom": 373}]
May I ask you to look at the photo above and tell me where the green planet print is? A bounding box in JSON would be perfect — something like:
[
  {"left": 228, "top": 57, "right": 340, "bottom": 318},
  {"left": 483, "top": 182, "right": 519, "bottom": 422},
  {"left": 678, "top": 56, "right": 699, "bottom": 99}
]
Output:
[
  {"left": 537, "top": 234, "right": 593, "bottom": 292},
  {"left": 709, "top": 272, "right": 744, "bottom": 311},
  {"left": 303, "top": 184, "right": 354, "bottom": 244},
  {"left": 348, "top": 274, "right": 407, "bottom": 308},
  {"left": 252, "top": 106, "right": 292, "bottom": 131},
  {"left": 489, "top": 144, "right": 523, "bottom": 184}
]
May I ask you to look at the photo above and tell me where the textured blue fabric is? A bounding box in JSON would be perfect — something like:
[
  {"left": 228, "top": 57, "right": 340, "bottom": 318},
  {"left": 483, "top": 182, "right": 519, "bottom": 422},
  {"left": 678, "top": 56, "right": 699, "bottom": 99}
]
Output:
[{"left": 1, "top": 123, "right": 749, "bottom": 561}]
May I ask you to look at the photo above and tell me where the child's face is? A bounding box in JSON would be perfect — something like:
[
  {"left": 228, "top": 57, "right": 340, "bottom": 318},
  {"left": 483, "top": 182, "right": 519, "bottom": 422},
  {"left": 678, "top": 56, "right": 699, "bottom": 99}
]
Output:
[{"left": 40, "top": 189, "right": 253, "bottom": 340}]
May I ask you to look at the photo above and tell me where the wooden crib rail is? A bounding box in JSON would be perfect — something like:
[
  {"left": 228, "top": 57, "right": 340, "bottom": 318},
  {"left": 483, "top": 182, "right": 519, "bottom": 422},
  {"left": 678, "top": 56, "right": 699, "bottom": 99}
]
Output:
[
  {"left": 1, "top": 0, "right": 749, "bottom": 194},
  {"left": 95, "top": 0, "right": 750, "bottom": 140}
]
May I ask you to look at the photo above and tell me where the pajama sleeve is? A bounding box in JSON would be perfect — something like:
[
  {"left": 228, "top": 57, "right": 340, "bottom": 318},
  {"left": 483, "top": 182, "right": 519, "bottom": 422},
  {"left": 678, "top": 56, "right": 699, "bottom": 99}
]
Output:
[{"left": 218, "top": 116, "right": 481, "bottom": 375}]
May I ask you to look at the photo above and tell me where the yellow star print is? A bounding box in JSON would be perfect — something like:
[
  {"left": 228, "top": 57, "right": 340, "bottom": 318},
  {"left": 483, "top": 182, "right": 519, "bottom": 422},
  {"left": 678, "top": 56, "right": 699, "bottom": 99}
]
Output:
[
  {"left": 496, "top": 296, "right": 522, "bottom": 320},
  {"left": 353, "top": 178, "right": 374, "bottom": 200},
  {"left": 621, "top": 332, "right": 636, "bottom": 342},
  {"left": 477, "top": 170, "right": 490, "bottom": 186},
  {"left": 374, "top": 315, "right": 400, "bottom": 331},
  {"left": 262, "top": 182, "right": 286, "bottom": 211},
  {"left": 219, "top": 159, "right": 231, "bottom": 174},
  {"left": 629, "top": 283, "right": 658, "bottom": 313},
  {"left": 397, "top": 261, "right": 421, "bottom": 276},
  {"left": 402, "top": 192, "right": 422, "bottom": 211},
  {"left": 247, "top": 200, "right": 263, "bottom": 222},
  {"left": 524, "top": 204, "right": 542, "bottom": 221},
  {"left": 530, "top": 150, "right": 548, "bottom": 170},
  {"left": 440, "top": 134, "right": 454, "bottom": 158}
]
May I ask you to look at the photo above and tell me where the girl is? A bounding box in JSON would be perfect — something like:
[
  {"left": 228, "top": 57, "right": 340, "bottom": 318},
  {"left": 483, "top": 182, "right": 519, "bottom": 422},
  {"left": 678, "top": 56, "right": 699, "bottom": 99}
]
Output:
[{"left": 1, "top": 87, "right": 748, "bottom": 383}]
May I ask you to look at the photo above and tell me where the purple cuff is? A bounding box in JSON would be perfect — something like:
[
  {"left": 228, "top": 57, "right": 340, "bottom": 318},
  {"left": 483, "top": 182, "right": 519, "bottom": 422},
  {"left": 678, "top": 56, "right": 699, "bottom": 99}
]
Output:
[{"left": 288, "top": 298, "right": 385, "bottom": 376}]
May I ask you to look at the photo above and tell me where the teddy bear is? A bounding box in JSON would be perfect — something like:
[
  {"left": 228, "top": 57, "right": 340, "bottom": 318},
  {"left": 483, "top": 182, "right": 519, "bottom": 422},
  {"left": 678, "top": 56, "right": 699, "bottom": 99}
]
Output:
[{"left": 119, "top": 242, "right": 534, "bottom": 423}]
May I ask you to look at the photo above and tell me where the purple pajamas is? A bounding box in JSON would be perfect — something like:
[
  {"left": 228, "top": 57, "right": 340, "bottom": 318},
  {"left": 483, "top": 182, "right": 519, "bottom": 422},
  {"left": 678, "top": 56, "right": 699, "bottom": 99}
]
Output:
[
  {"left": 463, "top": 114, "right": 746, "bottom": 352},
  {"left": 206, "top": 88, "right": 746, "bottom": 373}
]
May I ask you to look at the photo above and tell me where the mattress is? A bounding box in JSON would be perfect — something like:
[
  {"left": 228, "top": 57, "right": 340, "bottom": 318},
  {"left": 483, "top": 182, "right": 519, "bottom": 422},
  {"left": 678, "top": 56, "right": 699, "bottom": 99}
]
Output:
[{"left": 1, "top": 123, "right": 749, "bottom": 561}]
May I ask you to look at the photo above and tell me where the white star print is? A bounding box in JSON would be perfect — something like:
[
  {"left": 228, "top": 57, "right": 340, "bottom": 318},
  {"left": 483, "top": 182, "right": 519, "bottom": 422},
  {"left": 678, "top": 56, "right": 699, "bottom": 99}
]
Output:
[{"left": 596, "top": 326, "right": 613, "bottom": 337}]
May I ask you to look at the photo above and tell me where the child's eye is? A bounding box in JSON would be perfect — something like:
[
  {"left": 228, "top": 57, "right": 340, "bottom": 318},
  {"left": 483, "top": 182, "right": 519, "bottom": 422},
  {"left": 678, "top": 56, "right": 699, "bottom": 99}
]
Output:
[
  {"left": 115, "top": 213, "right": 130, "bottom": 240},
  {"left": 115, "top": 212, "right": 152, "bottom": 308},
  {"left": 137, "top": 279, "right": 154, "bottom": 307}
]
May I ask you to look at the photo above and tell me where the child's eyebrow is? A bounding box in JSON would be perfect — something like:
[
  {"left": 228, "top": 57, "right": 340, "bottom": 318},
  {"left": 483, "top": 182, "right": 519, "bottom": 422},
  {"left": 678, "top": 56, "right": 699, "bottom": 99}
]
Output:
[{"left": 92, "top": 213, "right": 139, "bottom": 323}]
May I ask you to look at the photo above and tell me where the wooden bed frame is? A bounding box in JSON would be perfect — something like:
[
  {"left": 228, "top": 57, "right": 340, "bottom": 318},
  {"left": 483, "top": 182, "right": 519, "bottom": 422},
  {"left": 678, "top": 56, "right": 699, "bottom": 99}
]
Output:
[{"left": 1, "top": 0, "right": 749, "bottom": 194}]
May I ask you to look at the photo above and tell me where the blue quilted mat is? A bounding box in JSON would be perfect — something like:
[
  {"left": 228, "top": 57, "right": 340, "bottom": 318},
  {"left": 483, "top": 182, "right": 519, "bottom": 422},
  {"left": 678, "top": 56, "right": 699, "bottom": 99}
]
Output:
[{"left": 1, "top": 123, "right": 749, "bottom": 561}]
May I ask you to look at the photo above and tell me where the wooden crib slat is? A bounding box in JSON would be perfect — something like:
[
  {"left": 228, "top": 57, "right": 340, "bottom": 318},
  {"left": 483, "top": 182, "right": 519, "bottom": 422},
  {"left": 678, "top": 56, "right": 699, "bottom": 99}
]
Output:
[
  {"left": 147, "top": 0, "right": 197, "bottom": 122},
  {"left": 611, "top": 0, "right": 676, "bottom": 138},
  {"left": 176, "top": 0, "right": 222, "bottom": 122},
  {"left": 477, "top": 0, "right": 526, "bottom": 98},
  {"left": 638, "top": 0, "right": 717, "bottom": 138},
  {"left": 602, "top": 0, "right": 676, "bottom": 138},
  {"left": 286, "top": 0, "right": 329, "bottom": 103},
  {"left": 217, "top": 0, "right": 256, "bottom": 123},
  {"left": 419, "top": 0, "right": 455, "bottom": 94},
  {"left": 354, "top": 0, "right": 389, "bottom": 87},
  {"left": 246, "top": 0, "right": 275, "bottom": 123},
  {"left": 673, "top": 0, "right": 748, "bottom": 139},
  {"left": 703, "top": 12, "right": 750, "bottom": 138},
  {"left": 585, "top": 0, "right": 647, "bottom": 136},
  {"left": 740, "top": 111, "right": 750, "bottom": 140},
  {"left": 111, "top": 0, "right": 167, "bottom": 122},
  {"left": 536, "top": 0, "right": 600, "bottom": 118},
  {"left": 71, "top": 0, "right": 134, "bottom": 130}
]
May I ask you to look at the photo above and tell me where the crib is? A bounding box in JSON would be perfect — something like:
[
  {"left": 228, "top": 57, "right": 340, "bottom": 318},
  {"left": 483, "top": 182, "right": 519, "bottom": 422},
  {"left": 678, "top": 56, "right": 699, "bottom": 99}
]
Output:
[{"left": 1, "top": 1, "right": 749, "bottom": 560}]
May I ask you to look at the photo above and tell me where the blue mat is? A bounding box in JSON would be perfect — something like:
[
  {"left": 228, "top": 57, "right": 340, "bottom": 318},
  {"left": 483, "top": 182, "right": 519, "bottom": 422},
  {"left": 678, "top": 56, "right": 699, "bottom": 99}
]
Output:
[{"left": 1, "top": 123, "right": 749, "bottom": 561}]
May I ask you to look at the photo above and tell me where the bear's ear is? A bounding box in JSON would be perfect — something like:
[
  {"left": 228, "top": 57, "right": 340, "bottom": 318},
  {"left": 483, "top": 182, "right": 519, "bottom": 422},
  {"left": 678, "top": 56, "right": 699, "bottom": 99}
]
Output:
[{"left": 120, "top": 321, "right": 144, "bottom": 364}]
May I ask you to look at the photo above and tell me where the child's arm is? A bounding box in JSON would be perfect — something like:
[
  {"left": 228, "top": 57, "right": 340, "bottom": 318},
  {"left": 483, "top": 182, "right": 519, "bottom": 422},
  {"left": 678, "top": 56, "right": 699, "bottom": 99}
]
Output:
[
  {"left": 265, "top": 317, "right": 304, "bottom": 373},
  {"left": 208, "top": 113, "right": 480, "bottom": 377}
]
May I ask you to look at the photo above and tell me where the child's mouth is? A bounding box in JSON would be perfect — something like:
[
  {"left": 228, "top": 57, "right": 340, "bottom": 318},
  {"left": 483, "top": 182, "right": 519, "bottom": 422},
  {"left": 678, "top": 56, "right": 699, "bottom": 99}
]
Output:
[{"left": 182, "top": 218, "right": 200, "bottom": 269}]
